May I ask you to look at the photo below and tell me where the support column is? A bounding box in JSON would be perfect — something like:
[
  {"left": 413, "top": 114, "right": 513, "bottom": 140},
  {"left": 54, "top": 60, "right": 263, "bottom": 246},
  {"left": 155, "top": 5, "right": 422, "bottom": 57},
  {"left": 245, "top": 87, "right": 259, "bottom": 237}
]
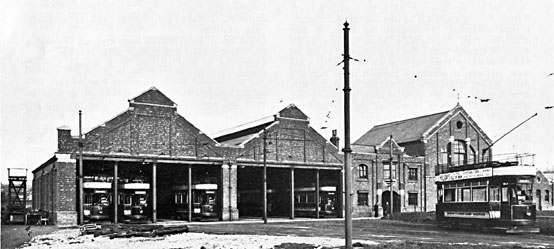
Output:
[
  {"left": 315, "top": 169, "right": 320, "bottom": 219},
  {"left": 338, "top": 169, "right": 344, "bottom": 218},
  {"left": 221, "top": 164, "right": 239, "bottom": 221},
  {"left": 188, "top": 165, "right": 192, "bottom": 222},
  {"left": 230, "top": 165, "right": 238, "bottom": 220},
  {"left": 221, "top": 165, "right": 230, "bottom": 221},
  {"left": 152, "top": 162, "right": 157, "bottom": 223},
  {"left": 113, "top": 162, "right": 118, "bottom": 223},
  {"left": 290, "top": 168, "right": 295, "bottom": 219}
]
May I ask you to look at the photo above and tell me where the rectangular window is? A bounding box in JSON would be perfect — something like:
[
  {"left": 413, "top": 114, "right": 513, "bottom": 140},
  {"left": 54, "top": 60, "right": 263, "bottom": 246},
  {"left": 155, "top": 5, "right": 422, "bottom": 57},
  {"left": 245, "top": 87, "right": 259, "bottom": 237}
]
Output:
[
  {"left": 546, "top": 190, "right": 550, "bottom": 202},
  {"left": 383, "top": 162, "right": 396, "bottom": 180},
  {"left": 501, "top": 187, "right": 509, "bottom": 202},
  {"left": 444, "top": 189, "right": 455, "bottom": 202},
  {"left": 490, "top": 187, "right": 500, "bottom": 202},
  {"left": 357, "top": 192, "right": 369, "bottom": 206},
  {"left": 472, "top": 187, "right": 487, "bottom": 202},
  {"left": 452, "top": 141, "right": 467, "bottom": 166},
  {"left": 408, "top": 193, "right": 418, "bottom": 205},
  {"left": 358, "top": 165, "right": 368, "bottom": 179},
  {"left": 408, "top": 168, "right": 418, "bottom": 181},
  {"left": 462, "top": 188, "right": 471, "bottom": 202}
]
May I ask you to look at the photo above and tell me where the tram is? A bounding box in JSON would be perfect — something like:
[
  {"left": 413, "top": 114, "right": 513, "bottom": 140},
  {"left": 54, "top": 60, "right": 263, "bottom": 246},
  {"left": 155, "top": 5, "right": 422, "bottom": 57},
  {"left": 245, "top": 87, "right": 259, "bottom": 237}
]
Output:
[
  {"left": 83, "top": 176, "right": 113, "bottom": 222},
  {"left": 118, "top": 176, "right": 150, "bottom": 222},
  {"left": 435, "top": 161, "right": 539, "bottom": 233},
  {"left": 294, "top": 186, "right": 337, "bottom": 217},
  {"left": 173, "top": 183, "right": 218, "bottom": 220}
]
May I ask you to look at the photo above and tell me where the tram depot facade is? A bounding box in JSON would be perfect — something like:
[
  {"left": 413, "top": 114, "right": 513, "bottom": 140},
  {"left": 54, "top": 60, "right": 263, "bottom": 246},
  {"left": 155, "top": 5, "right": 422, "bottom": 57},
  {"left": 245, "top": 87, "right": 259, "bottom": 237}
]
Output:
[{"left": 31, "top": 87, "right": 550, "bottom": 226}]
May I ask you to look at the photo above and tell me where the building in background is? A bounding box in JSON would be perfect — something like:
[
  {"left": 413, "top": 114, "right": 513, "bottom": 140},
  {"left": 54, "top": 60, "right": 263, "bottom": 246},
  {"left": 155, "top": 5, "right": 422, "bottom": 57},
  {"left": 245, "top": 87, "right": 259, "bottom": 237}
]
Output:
[
  {"left": 535, "top": 169, "right": 554, "bottom": 211},
  {"left": 353, "top": 104, "right": 494, "bottom": 211},
  {"left": 31, "top": 88, "right": 547, "bottom": 227}
]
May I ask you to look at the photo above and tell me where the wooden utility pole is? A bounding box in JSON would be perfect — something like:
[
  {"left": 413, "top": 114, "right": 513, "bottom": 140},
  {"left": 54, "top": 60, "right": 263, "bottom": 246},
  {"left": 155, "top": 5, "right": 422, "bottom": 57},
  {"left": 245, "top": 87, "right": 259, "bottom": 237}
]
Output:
[
  {"left": 263, "top": 127, "right": 268, "bottom": 224},
  {"left": 389, "top": 135, "right": 393, "bottom": 218},
  {"left": 342, "top": 21, "right": 353, "bottom": 249},
  {"left": 78, "top": 110, "right": 84, "bottom": 225}
]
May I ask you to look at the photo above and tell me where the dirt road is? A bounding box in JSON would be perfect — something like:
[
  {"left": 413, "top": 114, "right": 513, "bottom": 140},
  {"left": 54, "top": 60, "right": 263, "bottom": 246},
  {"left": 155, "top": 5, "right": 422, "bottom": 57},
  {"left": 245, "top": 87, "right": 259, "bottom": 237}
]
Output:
[{"left": 187, "top": 217, "right": 554, "bottom": 248}]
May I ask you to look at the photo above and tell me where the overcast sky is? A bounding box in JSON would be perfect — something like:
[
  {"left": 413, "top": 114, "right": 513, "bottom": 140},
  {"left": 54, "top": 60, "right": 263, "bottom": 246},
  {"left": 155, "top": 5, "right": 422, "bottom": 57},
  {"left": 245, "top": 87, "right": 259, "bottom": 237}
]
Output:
[{"left": 1, "top": 1, "right": 553, "bottom": 183}]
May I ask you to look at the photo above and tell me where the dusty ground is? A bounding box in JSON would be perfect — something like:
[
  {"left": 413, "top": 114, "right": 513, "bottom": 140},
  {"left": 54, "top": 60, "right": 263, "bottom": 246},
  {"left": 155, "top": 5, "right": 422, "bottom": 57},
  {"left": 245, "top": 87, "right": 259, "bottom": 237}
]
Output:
[
  {"left": 12, "top": 216, "right": 554, "bottom": 249},
  {"left": 19, "top": 228, "right": 377, "bottom": 249}
]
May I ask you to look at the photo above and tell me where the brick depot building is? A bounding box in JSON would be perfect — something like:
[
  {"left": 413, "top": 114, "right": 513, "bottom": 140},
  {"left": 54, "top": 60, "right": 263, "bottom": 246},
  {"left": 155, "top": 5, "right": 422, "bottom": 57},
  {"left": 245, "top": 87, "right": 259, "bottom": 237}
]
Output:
[
  {"left": 352, "top": 104, "right": 494, "bottom": 212},
  {"left": 32, "top": 87, "right": 348, "bottom": 226},
  {"left": 35, "top": 88, "right": 543, "bottom": 226}
]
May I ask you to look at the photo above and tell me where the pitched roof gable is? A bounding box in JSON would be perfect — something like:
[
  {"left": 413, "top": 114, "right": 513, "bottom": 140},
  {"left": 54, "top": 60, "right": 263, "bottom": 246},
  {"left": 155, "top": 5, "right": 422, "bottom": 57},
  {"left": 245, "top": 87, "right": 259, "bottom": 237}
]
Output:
[
  {"left": 128, "top": 86, "right": 176, "bottom": 107},
  {"left": 354, "top": 111, "right": 448, "bottom": 146},
  {"left": 278, "top": 104, "right": 309, "bottom": 121},
  {"left": 354, "top": 103, "right": 492, "bottom": 146}
]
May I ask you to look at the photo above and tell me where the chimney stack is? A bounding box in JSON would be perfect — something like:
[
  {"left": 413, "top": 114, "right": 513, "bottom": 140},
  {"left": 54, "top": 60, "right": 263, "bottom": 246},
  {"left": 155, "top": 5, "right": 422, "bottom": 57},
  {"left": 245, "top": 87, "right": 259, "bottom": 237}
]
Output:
[
  {"left": 57, "top": 125, "right": 73, "bottom": 152},
  {"left": 330, "top": 129, "right": 340, "bottom": 147}
]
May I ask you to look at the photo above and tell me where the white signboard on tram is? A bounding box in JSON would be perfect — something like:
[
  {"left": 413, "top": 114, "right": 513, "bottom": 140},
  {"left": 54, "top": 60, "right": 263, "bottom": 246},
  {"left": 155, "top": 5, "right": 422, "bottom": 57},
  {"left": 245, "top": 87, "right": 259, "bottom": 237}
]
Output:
[{"left": 435, "top": 168, "right": 493, "bottom": 182}]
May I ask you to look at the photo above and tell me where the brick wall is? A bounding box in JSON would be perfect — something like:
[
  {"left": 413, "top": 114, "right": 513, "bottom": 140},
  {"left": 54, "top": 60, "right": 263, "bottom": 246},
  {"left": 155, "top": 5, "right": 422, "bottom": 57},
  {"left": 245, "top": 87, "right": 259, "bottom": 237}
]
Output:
[
  {"left": 352, "top": 149, "right": 425, "bottom": 217},
  {"left": 535, "top": 171, "right": 554, "bottom": 211},
  {"left": 55, "top": 159, "right": 77, "bottom": 226}
]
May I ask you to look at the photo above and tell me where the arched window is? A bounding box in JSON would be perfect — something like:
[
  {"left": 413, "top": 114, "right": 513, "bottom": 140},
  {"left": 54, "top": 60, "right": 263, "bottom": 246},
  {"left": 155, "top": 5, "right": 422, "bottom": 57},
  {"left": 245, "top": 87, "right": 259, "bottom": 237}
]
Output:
[
  {"left": 358, "top": 164, "right": 368, "bottom": 179},
  {"left": 448, "top": 140, "right": 467, "bottom": 166}
]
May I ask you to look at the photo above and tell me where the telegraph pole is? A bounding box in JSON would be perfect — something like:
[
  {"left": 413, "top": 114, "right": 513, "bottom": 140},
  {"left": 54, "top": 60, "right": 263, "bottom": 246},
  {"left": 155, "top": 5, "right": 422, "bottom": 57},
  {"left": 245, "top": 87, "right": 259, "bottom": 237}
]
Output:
[
  {"left": 389, "top": 135, "right": 393, "bottom": 219},
  {"left": 263, "top": 127, "right": 268, "bottom": 224},
  {"left": 342, "top": 21, "right": 353, "bottom": 249},
  {"left": 78, "top": 110, "right": 84, "bottom": 225}
]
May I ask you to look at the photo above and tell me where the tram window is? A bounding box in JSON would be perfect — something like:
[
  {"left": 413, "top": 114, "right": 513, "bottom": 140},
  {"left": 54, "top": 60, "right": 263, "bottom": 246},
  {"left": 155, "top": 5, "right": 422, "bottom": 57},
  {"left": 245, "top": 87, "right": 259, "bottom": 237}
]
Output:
[
  {"left": 308, "top": 193, "right": 316, "bottom": 203},
  {"left": 515, "top": 185, "right": 532, "bottom": 202},
  {"left": 444, "top": 189, "right": 455, "bottom": 202},
  {"left": 194, "top": 194, "right": 203, "bottom": 204},
  {"left": 462, "top": 188, "right": 471, "bottom": 202},
  {"left": 490, "top": 187, "right": 500, "bottom": 202},
  {"left": 472, "top": 187, "right": 487, "bottom": 202},
  {"left": 456, "top": 188, "right": 462, "bottom": 202},
  {"left": 85, "top": 194, "right": 93, "bottom": 205},
  {"left": 501, "top": 187, "right": 508, "bottom": 202},
  {"left": 206, "top": 194, "right": 216, "bottom": 205}
]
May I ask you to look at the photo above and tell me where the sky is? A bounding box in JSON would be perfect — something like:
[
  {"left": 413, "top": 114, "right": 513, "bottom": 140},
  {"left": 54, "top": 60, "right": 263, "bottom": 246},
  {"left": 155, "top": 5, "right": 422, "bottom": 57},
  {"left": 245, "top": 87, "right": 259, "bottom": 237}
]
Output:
[{"left": 1, "top": 1, "right": 554, "bottom": 183}]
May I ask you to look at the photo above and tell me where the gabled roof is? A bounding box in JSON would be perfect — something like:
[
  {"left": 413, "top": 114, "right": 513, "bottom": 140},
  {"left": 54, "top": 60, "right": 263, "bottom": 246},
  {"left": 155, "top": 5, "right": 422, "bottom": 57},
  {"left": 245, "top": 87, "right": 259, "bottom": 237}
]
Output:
[
  {"left": 214, "top": 119, "right": 276, "bottom": 147},
  {"left": 354, "top": 111, "right": 448, "bottom": 146},
  {"left": 128, "top": 86, "right": 177, "bottom": 107},
  {"left": 352, "top": 136, "right": 404, "bottom": 154},
  {"left": 354, "top": 103, "right": 492, "bottom": 146},
  {"left": 213, "top": 104, "right": 309, "bottom": 147}
]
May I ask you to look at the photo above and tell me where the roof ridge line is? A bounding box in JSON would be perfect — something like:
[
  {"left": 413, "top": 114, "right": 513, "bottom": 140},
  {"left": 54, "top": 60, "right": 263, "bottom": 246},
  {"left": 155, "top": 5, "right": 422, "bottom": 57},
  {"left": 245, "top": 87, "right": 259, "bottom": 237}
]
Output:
[{"left": 374, "top": 110, "right": 449, "bottom": 128}]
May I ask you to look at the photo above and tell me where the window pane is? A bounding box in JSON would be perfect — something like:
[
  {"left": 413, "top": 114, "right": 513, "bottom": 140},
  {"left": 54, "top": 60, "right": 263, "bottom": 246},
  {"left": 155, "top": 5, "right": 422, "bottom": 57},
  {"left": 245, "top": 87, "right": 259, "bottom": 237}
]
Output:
[
  {"left": 358, "top": 165, "right": 368, "bottom": 179},
  {"left": 463, "top": 188, "right": 471, "bottom": 201},
  {"left": 501, "top": 187, "right": 508, "bottom": 202},
  {"left": 408, "top": 193, "right": 418, "bottom": 205},
  {"left": 490, "top": 187, "right": 500, "bottom": 202},
  {"left": 357, "top": 192, "right": 369, "bottom": 206},
  {"left": 408, "top": 168, "right": 418, "bottom": 181},
  {"left": 383, "top": 163, "right": 396, "bottom": 179},
  {"left": 445, "top": 189, "right": 455, "bottom": 202},
  {"left": 473, "top": 187, "right": 487, "bottom": 202}
]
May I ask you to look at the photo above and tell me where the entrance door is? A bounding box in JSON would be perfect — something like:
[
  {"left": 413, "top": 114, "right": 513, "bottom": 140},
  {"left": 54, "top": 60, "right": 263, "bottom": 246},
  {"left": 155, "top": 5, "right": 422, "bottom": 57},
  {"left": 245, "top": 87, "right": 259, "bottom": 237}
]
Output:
[{"left": 382, "top": 191, "right": 401, "bottom": 214}]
